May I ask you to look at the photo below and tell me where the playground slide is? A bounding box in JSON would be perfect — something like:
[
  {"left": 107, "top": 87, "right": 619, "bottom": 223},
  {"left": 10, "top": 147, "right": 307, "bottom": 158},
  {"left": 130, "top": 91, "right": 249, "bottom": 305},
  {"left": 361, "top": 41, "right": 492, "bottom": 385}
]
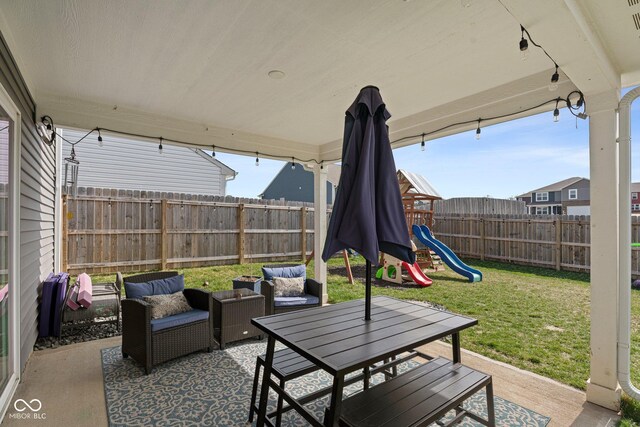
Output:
[
  {"left": 413, "top": 225, "right": 483, "bottom": 283},
  {"left": 402, "top": 261, "right": 433, "bottom": 287}
]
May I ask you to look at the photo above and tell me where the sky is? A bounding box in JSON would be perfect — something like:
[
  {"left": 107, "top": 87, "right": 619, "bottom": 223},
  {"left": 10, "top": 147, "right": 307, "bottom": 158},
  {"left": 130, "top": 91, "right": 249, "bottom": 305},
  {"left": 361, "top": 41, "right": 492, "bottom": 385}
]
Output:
[{"left": 217, "top": 92, "right": 640, "bottom": 200}]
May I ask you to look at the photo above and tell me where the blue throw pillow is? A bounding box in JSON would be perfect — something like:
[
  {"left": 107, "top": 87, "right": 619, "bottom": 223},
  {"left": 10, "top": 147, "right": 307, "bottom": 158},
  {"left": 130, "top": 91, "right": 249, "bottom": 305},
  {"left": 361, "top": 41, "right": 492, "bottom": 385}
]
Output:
[
  {"left": 124, "top": 274, "right": 185, "bottom": 299},
  {"left": 262, "top": 264, "right": 306, "bottom": 281}
]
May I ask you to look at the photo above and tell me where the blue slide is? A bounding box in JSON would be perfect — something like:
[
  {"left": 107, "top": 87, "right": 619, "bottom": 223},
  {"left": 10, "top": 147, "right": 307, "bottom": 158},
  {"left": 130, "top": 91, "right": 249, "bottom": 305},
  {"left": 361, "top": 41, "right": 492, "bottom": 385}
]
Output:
[{"left": 412, "top": 224, "right": 483, "bottom": 283}]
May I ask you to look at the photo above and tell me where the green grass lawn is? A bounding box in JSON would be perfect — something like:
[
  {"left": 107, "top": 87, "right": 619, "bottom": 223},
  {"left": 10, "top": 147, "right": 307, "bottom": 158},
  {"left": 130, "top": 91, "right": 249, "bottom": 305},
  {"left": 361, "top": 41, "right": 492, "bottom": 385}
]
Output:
[{"left": 93, "top": 256, "right": 640, "bottom": 421}]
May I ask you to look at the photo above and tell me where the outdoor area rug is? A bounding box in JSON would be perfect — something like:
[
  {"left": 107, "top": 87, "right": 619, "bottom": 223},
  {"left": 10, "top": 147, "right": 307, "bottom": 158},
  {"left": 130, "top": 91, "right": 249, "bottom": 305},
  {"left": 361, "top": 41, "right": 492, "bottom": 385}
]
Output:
[{"left": 101, "top": 341, "right": 551, "bottom": 426}]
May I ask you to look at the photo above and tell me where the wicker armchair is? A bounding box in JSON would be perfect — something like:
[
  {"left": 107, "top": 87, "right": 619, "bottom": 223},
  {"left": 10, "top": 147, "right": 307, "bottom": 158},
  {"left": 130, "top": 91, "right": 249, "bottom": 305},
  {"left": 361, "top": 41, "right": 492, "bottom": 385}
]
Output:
[
  {"left": 117, "top": 271, "right": 214, "bottom": 374},
  {"left": 260, "top": 264, "right": 323, "bottom": 316}
]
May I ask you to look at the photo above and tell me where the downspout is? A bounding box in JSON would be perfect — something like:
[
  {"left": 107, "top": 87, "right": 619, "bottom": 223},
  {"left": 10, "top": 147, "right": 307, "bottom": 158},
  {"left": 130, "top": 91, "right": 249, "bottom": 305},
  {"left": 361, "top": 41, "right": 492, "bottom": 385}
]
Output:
[{"left": 619, "top": 86, "right": 640, "bottom": 400}]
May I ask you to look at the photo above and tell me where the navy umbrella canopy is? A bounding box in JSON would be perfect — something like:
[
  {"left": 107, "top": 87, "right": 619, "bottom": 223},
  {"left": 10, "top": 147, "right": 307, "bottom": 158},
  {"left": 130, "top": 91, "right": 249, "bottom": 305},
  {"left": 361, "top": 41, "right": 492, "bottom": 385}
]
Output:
[{"left": 322, "top": 86, "right": 414, "bottom": 319}]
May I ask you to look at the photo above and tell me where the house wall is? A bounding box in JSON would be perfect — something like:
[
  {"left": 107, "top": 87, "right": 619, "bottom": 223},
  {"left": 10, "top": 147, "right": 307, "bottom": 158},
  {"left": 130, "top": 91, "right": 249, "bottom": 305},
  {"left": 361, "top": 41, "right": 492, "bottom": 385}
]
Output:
[
  {"left": 61, "top": 129, "right": 229, "bottom": 196},
  {"left": 262, "top": 165, "right": 333, "bottom": 204},
  {"left": 530, "top": 190, "right": 561, "bottom": 205},
  {"left": 562, "top": 179, "right": 590, "bottom": 202},
  {"left": 0, "top": 32, "right": 55, "bottom": 370}
]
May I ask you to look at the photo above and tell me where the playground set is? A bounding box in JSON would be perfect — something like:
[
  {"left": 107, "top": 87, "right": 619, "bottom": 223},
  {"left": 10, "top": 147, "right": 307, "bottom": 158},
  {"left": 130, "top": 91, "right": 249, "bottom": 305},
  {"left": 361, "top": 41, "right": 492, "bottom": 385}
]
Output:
[
  {"left": 376, "top": 170, "right": 483, "bottom": 286},
  {"left": 309, "top": 169, "right": 483, "bottom": 286}
]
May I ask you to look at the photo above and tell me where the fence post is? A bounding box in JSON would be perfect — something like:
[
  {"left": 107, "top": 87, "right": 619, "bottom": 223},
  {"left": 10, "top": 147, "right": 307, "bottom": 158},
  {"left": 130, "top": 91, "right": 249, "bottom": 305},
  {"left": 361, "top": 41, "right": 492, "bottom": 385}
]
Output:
[
  {"left": 62, "top": 195, "right": 68, "bottom": 272},
  {"left": 300, "top": 207, "right": 307, "bottom": 262},
  {"left": 555, "top": 216, "right": 562, "bottom": 271},
  {"left": 161, "top": 199, "right": 168, "bottom": 270},
  {"left": 238, "top": 203, "right": 245, "bottom": 264},
  {"left": 479, "top": 217, "right": 485, "bottom": 261}
]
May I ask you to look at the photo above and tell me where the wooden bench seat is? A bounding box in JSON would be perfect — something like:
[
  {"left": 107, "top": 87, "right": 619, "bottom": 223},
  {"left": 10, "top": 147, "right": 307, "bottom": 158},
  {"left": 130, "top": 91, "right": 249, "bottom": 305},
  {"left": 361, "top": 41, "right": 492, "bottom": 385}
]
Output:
[{"left": 339, "top": 357, "right": 495, "bottom": 427}]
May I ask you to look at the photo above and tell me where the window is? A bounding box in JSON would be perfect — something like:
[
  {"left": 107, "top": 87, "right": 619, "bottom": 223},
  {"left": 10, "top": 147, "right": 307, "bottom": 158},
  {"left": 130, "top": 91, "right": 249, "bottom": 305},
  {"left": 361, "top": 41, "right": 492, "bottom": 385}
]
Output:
[
  {"left": 568, "top": 189, "right": 578, "bottom": 200},
  {"left": 633, "top": 204, "right": 640, "bottom": 211},
  {"left": 633, "top": 192, "right": 639, "bottom": 200},
  {"left": 535, "top": 192, "right": 549, "bottom": 202},
  {"left": 536, "top": 206, "right": 550, "bottom": 215}
]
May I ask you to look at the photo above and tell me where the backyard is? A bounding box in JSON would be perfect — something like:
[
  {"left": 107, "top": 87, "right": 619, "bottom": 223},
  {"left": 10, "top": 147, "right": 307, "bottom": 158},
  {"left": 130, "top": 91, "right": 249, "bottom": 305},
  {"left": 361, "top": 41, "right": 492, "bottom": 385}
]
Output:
[{"left": 93, "top": 256, "right": 639, "bottom": 393}]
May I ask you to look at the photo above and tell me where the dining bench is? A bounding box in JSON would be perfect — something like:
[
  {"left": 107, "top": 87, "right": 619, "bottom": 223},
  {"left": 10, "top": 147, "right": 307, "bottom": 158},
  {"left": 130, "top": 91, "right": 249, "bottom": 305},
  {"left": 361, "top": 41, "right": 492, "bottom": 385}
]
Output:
[{"left": 338, "top": 357, "right": 495, "bottom": 427}]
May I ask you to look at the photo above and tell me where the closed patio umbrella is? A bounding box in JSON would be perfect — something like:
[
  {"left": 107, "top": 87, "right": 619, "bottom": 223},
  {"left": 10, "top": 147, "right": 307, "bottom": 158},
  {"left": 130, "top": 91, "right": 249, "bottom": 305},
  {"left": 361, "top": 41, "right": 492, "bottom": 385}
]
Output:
[{"left": 322, "top": 86, "right": 414, "bottom": 320}]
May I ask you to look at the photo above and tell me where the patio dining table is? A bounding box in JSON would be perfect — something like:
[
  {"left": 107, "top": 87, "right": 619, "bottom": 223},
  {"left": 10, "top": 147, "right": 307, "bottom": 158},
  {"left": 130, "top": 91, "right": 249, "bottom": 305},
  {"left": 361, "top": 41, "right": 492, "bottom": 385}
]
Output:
[{"left": 251, "top": 295, "right": 478, "bottom": 427}]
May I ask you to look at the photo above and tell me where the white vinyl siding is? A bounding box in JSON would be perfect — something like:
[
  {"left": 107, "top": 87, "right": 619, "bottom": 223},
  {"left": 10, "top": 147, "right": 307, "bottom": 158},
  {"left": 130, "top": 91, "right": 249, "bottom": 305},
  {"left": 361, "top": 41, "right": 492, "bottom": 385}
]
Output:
[
  {"left": 0, "top": 33, "right": 56, "bottom": 371},
  {"left": 61, "top": 129, "right": 230, "bottom": 196},
  {"left": 568, "top": 189, "right": 578, "bottom": 200},
  {"left": 535, "top": 192, "right": 549, "bottom": 202}
]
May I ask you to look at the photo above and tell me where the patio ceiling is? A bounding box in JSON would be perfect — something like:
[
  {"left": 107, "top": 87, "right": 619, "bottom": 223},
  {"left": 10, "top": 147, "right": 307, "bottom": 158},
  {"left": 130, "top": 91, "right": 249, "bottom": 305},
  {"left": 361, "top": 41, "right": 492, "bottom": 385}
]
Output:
[{"left": 0, "top": 0, "right": 636, "bottom": 161}]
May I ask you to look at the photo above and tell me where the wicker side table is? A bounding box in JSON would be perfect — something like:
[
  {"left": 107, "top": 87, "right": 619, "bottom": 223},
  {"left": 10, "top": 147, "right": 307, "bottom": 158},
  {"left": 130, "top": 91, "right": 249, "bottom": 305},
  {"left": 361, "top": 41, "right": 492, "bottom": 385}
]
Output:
[{"left": 212, "top": 289, "right": 265, "bottom": 349}]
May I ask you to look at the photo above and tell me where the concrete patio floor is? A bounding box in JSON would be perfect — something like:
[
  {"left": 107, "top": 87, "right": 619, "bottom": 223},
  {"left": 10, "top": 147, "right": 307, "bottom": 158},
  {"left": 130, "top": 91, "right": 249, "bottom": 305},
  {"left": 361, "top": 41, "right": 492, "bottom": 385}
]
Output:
[{"left": 0, "top": 337, "right": 620, "bottom": 427}]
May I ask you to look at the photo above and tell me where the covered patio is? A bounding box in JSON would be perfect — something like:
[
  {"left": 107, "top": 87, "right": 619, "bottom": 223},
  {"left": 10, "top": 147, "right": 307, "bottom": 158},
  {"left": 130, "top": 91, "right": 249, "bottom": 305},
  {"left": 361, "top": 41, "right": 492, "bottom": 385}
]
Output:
[{"left": 0, "top": 0, "right": 638, "bottom": 424}]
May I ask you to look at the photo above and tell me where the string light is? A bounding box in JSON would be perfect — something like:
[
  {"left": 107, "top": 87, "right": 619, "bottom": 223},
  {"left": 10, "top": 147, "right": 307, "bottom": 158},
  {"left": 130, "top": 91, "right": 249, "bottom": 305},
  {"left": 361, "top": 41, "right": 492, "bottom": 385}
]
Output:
[
  {"left": 54, "top": 90, "right": 586, "bottom": 165},
  {"left": 515, "top": 23, "right": 563, "bottom": 93},
  {"left": 519, "top": 26, "right": 529, "bottom": 61},
  {"left": 97, "top": 128, "right": 103, "bottom": 147},
  {"left": 553, "top": 100, "right": 560, "bottom": 122},
  {"left": 420, "top": 133, "right": 425, "bottom": 151},
  {"left": 549, "top": 64, "right": 559, "bottom": 92},
  {"left": 211, "top": 145, "right": 216, "bottom": 157},
  {"left": 158, "top": 137, "right": 163, "bottom": 155},
  {"left": 291, "top": 157, "right": 296, "bottom": 170}
]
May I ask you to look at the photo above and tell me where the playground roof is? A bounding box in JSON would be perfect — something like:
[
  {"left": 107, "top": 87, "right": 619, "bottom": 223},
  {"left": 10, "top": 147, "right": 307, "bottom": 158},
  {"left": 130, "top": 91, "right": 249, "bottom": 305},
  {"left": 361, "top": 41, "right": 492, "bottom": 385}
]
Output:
[{"left": 397, "top": 169, "right": 442, "bottom": 200}]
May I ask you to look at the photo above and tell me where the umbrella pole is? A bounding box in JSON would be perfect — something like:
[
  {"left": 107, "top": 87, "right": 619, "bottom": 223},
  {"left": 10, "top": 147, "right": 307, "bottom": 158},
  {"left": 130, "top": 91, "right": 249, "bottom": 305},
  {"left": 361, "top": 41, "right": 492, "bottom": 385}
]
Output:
[{"left": 365, "top": 260, "right": 372, "bottom": 320}]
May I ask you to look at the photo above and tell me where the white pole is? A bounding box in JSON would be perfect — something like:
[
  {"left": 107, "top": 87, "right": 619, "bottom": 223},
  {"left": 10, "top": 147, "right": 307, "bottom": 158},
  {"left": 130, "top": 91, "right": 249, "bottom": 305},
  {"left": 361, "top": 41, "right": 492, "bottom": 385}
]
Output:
[
  {"left": 587, "top": 89, "right": 622, "bottom": 410},
  {"left": 313, "top": 164, "right": 328, "bottom": 303},
  {"left": 618, "top": 86, "right": 640, "bottom": 401}
]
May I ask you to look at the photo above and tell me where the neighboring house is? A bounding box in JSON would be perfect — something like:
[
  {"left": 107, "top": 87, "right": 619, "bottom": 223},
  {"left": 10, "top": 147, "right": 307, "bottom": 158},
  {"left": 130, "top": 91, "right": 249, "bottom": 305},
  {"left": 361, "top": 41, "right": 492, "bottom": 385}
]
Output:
[
  {"left": 260, "top": 163, "right": 340, "bottom": 204},
  {"left": 632, "top": 183, "right": 640, "bottom": 213},
  {"left": 61, "top": 129, "right": 236, "bottom": 196},
  {"left": 516, "top": 177, "right": 590, "bottom": 215}
]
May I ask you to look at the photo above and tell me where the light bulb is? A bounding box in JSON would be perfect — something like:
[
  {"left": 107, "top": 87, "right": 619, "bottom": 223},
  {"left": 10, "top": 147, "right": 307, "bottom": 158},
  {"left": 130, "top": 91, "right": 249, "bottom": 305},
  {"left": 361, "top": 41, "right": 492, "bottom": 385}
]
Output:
[
  {"left": 291, "top": 161, "right": 295, "bottom": 170},
  {"left": 475, "top": 127, "right": 481, "bottom": 140},
  {"left": 521, "top": 49, "right": 529, "bottom": 61},
  {"left": 421, "top": 141, "right": 425, "bottom": 151},
  {"left": 553, "top": 108, "right": 559, "bottom": 122},
  {"left": 255, "top": 157, "right": 259, "bottom": 166},
  {"left": 211, "top": 146, "right": 216, "bottom": 157},
  {"left": 98, "top": 136, "right": 103, "bottom": 147},
  {"left": 158, "top": 143, "right": 163, "bottom": 154}
]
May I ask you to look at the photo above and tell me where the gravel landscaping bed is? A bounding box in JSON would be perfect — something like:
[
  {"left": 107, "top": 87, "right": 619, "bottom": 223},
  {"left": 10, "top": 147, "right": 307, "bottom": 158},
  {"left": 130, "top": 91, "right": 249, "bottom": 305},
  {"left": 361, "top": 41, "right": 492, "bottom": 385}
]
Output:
[{"left": 34, "top": 320, "right": 121, "bottom": 351}]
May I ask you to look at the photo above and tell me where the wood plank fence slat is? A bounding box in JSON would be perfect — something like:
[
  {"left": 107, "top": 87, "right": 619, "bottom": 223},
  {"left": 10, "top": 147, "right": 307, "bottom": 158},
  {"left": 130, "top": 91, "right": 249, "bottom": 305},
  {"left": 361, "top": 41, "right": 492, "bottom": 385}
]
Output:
[{"left": 64, "top": 188, "right": 320, "bottom": 274}]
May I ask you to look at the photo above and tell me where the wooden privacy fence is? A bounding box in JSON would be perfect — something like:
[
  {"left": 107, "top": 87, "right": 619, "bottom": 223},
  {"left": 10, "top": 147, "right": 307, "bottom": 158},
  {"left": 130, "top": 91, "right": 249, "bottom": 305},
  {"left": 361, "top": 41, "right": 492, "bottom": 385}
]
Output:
[
  {"left": 432, "top": 214, "right": 640, "bottom": 277},
  {"left": 433, "top": 198, "right": 526, "bottom": 215},
  {"left": 63, "top": 188, "right": 319, "bottom": 275}
]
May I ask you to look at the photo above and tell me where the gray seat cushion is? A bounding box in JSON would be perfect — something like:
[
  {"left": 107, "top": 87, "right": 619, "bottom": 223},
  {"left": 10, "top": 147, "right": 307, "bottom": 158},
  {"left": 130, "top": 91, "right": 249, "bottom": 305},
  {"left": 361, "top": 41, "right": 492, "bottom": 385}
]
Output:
[
  {"left": 274, "top": 294, "right": 320, "bottom": 307},
  {"left": 150, "top": 309, "right": 209, "bottom": 332}
]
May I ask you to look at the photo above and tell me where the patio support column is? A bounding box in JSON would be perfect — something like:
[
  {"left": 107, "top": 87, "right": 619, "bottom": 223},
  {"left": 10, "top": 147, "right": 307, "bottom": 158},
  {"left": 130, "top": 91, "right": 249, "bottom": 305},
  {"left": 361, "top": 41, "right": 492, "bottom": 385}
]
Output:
[
  {"left": 587, "top": 89, "right": 621, "bottom": 410},
  {"left": 313, "top": 164, "right": 328, "bottom": 304}
]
